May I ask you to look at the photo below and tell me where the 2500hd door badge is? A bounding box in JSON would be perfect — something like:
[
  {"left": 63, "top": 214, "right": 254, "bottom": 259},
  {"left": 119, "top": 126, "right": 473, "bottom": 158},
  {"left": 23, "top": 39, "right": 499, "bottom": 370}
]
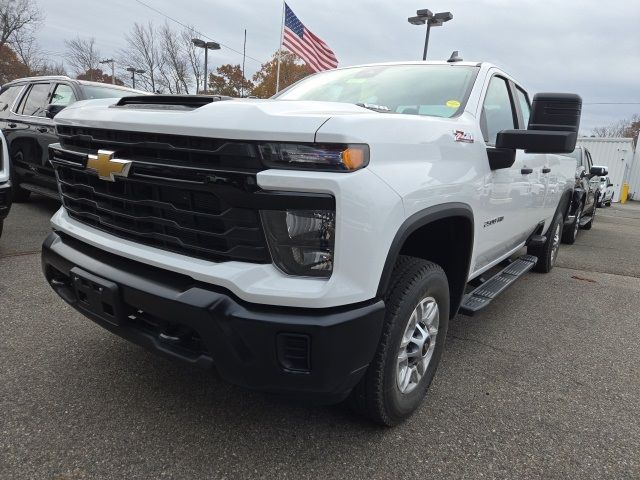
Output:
[{"left": 484, "top": 216, "right": 504, "bottom": 228}]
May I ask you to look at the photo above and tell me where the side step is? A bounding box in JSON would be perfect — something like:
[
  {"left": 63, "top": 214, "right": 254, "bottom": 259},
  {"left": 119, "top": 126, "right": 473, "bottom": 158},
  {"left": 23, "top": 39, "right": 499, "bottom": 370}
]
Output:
[
  {"left": 459, "top": 255, "right": 538, "bottom": 316},
  {"left": 20, "top": 183, "right": 61, "bottom": 201}
]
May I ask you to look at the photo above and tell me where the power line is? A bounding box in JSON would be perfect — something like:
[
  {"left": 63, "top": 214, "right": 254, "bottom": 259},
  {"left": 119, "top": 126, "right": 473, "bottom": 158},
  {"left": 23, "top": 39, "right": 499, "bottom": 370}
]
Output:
[{"left": 132, "top": 0, "right": 266, "bottom": 65}]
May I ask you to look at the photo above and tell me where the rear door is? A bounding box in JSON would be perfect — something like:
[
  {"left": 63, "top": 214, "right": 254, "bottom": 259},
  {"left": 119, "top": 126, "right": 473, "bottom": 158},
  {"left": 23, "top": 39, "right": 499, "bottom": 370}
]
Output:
[{"left": 11, "top": 82, "right": 55, "bottom": 187}]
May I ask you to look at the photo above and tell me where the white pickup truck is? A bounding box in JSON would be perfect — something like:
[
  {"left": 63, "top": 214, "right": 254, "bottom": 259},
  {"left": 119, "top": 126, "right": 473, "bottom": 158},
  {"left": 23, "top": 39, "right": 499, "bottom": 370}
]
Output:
[{"left": 42, "top": 59, "right": 581, "bottom": 425}]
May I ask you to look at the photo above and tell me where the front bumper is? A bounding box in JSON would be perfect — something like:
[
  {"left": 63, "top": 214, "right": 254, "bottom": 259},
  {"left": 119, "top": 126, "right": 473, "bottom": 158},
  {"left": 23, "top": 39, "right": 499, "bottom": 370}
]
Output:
[
  {"left": 0, "top": 181, "right": 11, "bottom": 220},
  {"left": 42, "top": 231, "right": 385, "bottom": 403}
]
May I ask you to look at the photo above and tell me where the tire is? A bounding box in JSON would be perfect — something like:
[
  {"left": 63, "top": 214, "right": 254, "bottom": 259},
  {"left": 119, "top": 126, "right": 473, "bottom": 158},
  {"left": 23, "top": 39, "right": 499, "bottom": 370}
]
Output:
[
  {"left": 583, "top": 204, "right": 595, "bottom": 230},
  {"left": 0, "top": 219, "right": 3, "bottom": 238},
  {"left": 348, "top": 256, "right": 449, "bottom": 426},
  {"left": 10, "top": 153, "right": 30, "bottom": 203},
  {"left": 561, "top": 201, "right": 582, "bottom": 245},
  {"left": 529, "top": 210, "right": 563, "bottom": 273}
]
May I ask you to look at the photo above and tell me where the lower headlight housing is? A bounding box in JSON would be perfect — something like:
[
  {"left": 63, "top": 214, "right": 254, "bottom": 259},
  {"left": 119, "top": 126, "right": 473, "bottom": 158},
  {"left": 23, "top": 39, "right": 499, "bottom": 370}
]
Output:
[{"left": 261, "top": 209, "right": 335, "bottom": 278}]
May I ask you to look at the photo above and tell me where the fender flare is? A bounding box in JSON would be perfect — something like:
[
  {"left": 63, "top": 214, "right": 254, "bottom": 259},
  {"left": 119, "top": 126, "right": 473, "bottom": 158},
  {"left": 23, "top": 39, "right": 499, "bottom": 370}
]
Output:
[{"left": 376, "top": 202, "right": 475, "bottom": 298}]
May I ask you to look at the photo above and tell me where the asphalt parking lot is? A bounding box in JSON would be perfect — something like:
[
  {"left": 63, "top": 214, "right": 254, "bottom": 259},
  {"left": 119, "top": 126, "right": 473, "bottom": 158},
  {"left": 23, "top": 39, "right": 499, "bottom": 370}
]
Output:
[{"left": 1, "top": 197, "right": 639, "bottom": 480}]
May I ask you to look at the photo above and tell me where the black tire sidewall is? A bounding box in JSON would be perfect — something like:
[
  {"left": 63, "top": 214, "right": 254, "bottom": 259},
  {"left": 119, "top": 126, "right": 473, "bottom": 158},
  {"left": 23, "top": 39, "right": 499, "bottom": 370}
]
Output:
[{"left": 382, "top": 268, "right": 449, "bottom": 421}]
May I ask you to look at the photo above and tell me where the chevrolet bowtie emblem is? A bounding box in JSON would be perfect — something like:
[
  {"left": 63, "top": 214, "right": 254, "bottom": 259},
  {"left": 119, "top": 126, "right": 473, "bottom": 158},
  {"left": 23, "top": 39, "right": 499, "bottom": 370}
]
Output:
[{"left": 86, "top": 150, "right": 132, "bottom": 182}]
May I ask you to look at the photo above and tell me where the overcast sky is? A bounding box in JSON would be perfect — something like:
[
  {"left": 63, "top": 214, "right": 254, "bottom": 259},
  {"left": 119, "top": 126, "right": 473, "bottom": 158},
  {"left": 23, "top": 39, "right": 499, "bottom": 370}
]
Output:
[{"left": 35, "top": 0, "right": 640, "bottom": 134}]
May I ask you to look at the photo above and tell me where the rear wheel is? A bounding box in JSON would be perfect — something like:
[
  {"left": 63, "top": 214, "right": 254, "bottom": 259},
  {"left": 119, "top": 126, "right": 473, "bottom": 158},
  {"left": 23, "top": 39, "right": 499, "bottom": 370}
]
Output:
[
  {"left": 0, "top": 219, "right": 3, "bottom": 238},
  {"left": 529, "top": 210, "right": 563, "bottom": 273},
  {"left": 561, "top": 201, "right": 582, "bottom": 244},
  {"left": 583, "top": 204, "right": 595, "bottom": 230},
  {"left": 348, "top": 256, "right": 449, "bottom": 426}
]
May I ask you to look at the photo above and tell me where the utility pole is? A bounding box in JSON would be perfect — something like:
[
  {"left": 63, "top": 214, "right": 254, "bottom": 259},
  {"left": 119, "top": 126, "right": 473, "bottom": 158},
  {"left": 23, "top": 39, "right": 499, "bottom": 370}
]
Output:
[{"left": 100, "top": 59, "right": 115, "bottom": 84}]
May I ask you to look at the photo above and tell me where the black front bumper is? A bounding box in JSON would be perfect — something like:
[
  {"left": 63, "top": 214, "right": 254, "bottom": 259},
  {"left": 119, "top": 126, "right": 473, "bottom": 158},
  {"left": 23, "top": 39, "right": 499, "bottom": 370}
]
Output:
[
  {"left": 42, "top": 232, "right": 385, "bottom": 403},
  {"left": 0, "top": 181, "right": 11, "bottom": 220}
]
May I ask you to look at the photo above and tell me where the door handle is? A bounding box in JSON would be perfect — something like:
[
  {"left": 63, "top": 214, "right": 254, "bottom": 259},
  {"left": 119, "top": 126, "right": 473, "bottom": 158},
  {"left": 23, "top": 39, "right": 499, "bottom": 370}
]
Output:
[
  {"left": 542, "top": 167, "right": 551, "bottom": 174},
  {"left": 521, "top": 168, "right": 533, "bottom": 175},
  {"left": 37, "top": 127, "right": 48, "bottom": 133},
  {"left": 8, "top": 123, "right": 17, "bottom": 128}
]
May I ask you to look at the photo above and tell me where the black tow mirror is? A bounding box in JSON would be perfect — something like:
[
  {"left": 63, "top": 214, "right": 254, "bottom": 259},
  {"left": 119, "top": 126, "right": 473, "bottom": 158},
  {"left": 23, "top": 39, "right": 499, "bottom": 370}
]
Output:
[
  {"left": 45, "top": 104, "right": 66, "bottom": 119},
  {"left": 495, "top": 93, "right": 582, "bottom": 155}
]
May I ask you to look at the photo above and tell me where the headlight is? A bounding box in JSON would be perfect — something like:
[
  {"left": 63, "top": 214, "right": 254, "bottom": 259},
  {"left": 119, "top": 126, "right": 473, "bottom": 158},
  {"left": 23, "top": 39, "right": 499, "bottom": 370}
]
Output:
[
  {"left": 261, "top": 209, "right": 335, "bottom": 278},
  {"left": 258, "top": 143, "right": 368, "bottom": 172}
]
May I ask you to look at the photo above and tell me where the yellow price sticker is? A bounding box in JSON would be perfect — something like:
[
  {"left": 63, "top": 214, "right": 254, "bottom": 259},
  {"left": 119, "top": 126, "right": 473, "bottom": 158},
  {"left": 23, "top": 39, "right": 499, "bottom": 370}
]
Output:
[{"left": 446, "top": 100, "right": 461, "bottom": 108}]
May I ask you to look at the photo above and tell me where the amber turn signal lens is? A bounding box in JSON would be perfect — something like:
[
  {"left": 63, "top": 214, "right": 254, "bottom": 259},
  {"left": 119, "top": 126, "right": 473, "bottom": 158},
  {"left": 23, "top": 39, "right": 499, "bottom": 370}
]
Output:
[{"left": 341, "top": 147, "right": 366, "bottom": 171}]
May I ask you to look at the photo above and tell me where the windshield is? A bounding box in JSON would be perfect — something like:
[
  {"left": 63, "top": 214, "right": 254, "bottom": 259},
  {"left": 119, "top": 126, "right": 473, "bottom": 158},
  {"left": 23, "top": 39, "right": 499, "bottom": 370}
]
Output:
[
  {"left": 82, "top": 85, "right": 141, "bottom": 100},
  {"left": 276, "top": 64, "right": 479, "bottom": 118}
]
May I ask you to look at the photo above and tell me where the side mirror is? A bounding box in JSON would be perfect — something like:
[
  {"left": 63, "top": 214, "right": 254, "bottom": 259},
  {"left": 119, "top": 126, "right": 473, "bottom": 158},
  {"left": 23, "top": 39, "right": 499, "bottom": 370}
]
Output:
[
  {"left": 591, "top": 165, "right": 608, "bottom": 177},
  {"left": 495, "top": 93, "right": 582, "bottom": 155},
  {"left": 45, "top": 104, "right": 66, "bottom": 119}
]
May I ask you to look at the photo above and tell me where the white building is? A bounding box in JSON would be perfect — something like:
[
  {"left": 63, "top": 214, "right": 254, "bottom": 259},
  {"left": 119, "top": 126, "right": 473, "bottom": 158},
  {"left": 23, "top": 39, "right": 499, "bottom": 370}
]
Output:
[{"left": 576, "top": 137, "right": 635, "bottom": 203}]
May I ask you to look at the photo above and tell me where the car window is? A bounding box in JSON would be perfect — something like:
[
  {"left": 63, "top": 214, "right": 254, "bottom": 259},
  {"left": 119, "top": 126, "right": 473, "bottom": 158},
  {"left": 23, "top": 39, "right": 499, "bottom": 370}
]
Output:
[
  {"left": 50, "top": 84, "right": 76, "bottom": 107},
  {"left": 276, "top": 64, "right": 479, "bottom": 118},
  {"left": 481, "top": 76, "right": 515, "bottom": 145},
  {"left": 81, "top": 85, "right": 140, "bottom": 100},
  {"left": 0, "top": 85, "right": 24, "bottom": 115},
  {"left": 19, "top": 83, "right": 51, "bottom": 117},
  {"left": 514, "top": 87, "right": 531, "bottom": 128}
]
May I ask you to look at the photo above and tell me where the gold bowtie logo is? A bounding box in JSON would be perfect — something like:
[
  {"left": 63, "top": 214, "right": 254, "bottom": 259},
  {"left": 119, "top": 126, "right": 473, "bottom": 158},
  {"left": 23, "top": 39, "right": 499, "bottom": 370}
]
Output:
[{"left": 86, "top": 150, "right": 132, "bottom": 182}]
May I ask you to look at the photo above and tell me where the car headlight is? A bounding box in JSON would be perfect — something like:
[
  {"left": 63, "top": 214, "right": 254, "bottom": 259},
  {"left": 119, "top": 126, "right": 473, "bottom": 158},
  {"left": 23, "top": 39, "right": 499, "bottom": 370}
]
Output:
[
  {"left": 260, "top": 209, "right": 335, "bottom": 278},
  {"left": 258, "top": 143, "right": 368, "bottom": 172}
]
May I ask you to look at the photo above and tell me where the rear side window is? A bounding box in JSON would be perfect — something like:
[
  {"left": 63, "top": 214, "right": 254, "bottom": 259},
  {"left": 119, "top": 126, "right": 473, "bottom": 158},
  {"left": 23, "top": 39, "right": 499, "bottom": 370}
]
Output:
[
  {"left": 0, "top": 85, "right": 23, "bottom": 115},
  {"left": 18, "top": 83, "right": 51, "bottom": 117},
  {"left": 81, "top": 85, "right": 138, "bottom": 100}
]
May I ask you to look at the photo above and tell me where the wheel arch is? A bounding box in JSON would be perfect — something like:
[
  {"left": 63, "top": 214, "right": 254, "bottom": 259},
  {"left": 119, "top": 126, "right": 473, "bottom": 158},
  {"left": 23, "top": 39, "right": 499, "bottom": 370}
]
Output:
[{"left": 377, "top": 203, "right": 474, "bottom": 318}]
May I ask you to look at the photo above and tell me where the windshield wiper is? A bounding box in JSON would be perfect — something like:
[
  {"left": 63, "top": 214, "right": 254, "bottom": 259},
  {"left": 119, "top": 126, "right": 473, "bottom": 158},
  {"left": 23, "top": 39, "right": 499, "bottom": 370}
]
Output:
[{"left": 355, "top": 102, "right": 393, "bottom": 113}]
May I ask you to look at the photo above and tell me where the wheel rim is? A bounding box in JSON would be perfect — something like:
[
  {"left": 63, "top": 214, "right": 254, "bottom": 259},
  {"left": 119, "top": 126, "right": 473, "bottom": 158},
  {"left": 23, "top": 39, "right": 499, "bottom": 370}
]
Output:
[
  {"left": 550, "top": 222, "right": 561, "bottom": 265},
  {"left": 396, "top": 297, "right": 439, "bottom": 394},
  {"left": 574, "top": 205, "right": 582, "bottom": 237}
]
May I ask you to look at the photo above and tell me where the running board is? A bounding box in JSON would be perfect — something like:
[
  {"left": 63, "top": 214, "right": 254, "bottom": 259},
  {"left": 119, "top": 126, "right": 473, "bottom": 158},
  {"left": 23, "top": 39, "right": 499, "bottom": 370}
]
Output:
[
  {"left": 459, "top": 255, "right": 538, "bottom": 316},
  {"left": 20, "top": 183, "right": 60, "bottom": 201}
]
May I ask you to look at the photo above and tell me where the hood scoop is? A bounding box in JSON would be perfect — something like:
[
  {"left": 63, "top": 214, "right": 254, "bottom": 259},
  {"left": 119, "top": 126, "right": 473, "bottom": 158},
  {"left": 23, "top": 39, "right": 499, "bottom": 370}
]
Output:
[{"left": 114, "top": 94, "right": 232, "bottom": 111}]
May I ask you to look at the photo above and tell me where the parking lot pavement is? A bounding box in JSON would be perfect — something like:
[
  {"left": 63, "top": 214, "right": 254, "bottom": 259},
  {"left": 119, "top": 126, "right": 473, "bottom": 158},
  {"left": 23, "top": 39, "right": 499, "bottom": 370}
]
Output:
[{"left": 1, "top": 198, "right": 639, "bottom": 480}]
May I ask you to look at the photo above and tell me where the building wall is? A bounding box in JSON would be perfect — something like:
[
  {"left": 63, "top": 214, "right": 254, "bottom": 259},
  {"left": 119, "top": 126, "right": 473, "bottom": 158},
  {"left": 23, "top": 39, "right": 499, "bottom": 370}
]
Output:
[
  {"left": 628, "top": 134, "right": 640, "bottom": 201},
  {"left": 576, "top": 137, "right": 635, "bottom": 202}
]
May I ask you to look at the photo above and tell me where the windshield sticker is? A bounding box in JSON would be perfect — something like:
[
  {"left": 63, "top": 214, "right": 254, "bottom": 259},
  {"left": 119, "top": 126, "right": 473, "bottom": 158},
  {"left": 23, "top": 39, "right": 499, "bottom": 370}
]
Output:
[
  {"left": 446, "top": 100, "right": 461, "bottom": 108},
  {"left": 453, "top": 130, "right": 474, "bottom": 143}
]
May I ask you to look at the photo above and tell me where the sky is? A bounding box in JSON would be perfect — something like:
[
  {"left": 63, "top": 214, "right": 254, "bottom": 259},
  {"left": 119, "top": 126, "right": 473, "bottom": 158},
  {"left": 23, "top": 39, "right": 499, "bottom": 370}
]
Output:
[{"left": 34, "top": 0, "right": 640, "bottom": 134}]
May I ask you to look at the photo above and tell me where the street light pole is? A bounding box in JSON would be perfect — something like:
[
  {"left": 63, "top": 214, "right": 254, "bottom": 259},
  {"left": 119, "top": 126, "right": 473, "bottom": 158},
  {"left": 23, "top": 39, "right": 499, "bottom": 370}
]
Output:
[
  {"left": 100, "top": 59, "right": 115, "bottom": 84},
  {"left": 408, "top": 9, "right": 453, "bottom": 60},
  {"left": 192, "top": 39, "right": 221, "bottom": 94},
  {"left": 126, "top": 67, "right": 145, "bottom": 89}
]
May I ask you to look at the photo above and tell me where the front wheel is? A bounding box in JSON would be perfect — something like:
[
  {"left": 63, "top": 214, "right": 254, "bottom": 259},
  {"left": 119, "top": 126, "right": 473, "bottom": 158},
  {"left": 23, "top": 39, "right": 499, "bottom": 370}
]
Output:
[
  {"left": 348, "top": 256, "right": 449, "bottom": 426},
  {"left": 561, "top": 201, "right": 582, "bottom": 245}
]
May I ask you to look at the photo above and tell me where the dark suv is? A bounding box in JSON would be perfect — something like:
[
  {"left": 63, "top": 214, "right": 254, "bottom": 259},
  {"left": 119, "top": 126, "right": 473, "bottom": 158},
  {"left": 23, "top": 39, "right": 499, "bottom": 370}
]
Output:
[
  {"left": 0, "top": 76, "right": 144, "bottom": 201},
  {"left": 562, "top": 146, "right": 607, "bottom": 244}
]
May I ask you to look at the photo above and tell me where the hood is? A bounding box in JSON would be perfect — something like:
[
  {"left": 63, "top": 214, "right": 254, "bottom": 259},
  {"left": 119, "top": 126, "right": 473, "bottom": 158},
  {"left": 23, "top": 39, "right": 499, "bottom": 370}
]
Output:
[{"left": 55, "top": 98, "right": 373, "bottom": 143}]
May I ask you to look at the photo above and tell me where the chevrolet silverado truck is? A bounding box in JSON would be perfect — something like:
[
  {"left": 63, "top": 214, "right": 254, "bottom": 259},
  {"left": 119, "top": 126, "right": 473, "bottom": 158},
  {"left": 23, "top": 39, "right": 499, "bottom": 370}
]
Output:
[{"left": 42, "top": 59, "right": 581, "bottom": 426}]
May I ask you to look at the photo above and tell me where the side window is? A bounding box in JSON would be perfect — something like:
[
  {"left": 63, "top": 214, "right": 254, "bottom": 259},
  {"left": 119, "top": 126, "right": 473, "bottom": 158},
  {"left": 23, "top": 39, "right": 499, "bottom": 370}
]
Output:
[
  {"left": 481, "top": 76, "right": 516, "bottom": 145},
  {"left": 18, "top": 83, "right": 51, "bottom": 117},
  {"left": 0, "top": 85, "right": 24, "bottom": 115},
  {"left": 514, "top": 87, "right": 531, "bottom": 128},
  {"left": 50, "top": 84, "right": 76, "bottom": 107}
]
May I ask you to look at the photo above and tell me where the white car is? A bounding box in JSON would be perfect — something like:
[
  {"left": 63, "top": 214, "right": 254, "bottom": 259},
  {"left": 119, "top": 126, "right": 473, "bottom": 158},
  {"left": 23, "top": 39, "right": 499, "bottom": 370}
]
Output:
[
  {"left": 42, "top": 59, "right": 580, "bottom": 425},
  {"left": 0, "top": 129, "right": 11, "bottom": 238},
  {"left": 598, "top": 175, "right": 614, "bottom": 206}
]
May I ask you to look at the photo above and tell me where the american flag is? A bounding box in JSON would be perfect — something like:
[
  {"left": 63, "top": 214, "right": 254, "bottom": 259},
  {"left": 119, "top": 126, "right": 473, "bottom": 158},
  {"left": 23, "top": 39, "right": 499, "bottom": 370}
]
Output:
[{"left": 282, "top": 3, "right": 338, "bottom": 72}]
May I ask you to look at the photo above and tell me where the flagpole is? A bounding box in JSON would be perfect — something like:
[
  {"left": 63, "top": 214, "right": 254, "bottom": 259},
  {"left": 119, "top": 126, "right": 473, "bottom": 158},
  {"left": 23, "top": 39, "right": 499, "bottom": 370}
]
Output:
[{"left": 275, "top": 0, "right": 286, "bottom": 94}]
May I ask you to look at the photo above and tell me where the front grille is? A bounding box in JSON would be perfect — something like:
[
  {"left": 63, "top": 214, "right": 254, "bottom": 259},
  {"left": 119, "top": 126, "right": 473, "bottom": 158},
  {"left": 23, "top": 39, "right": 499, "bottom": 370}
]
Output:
[{"left": 51, "top": 128, "right": 271, "bottom": 264}]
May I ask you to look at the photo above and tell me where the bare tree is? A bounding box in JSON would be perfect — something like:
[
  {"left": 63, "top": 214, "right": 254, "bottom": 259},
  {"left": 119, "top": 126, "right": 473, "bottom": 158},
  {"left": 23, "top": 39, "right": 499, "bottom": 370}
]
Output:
[
  {"left": 157, "top": 22, "right": 191, "bottom": 94},
  {"left": 593, "top": 114, "right": 640, "bottom": 146},
  {"left": 0, "top": 0, "right": 42, "bottom": 51},
  {"left": 64, "top": 36, "right": 100, "bottom": 80},
  {"left": 10, "top": 27, "right": 42, "bottom": 71},
  {"left": 182, "top": 27, "right": 203, "bottom": 93},
  {"left": 121, "top": 22, "right": 160, "bottom": 92}
]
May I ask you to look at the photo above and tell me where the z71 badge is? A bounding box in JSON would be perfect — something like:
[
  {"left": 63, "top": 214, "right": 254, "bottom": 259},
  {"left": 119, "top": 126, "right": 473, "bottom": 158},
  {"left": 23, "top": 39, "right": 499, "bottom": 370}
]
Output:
[{"left": 453, "top": 130, "right": 474, "bottom": 143}]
